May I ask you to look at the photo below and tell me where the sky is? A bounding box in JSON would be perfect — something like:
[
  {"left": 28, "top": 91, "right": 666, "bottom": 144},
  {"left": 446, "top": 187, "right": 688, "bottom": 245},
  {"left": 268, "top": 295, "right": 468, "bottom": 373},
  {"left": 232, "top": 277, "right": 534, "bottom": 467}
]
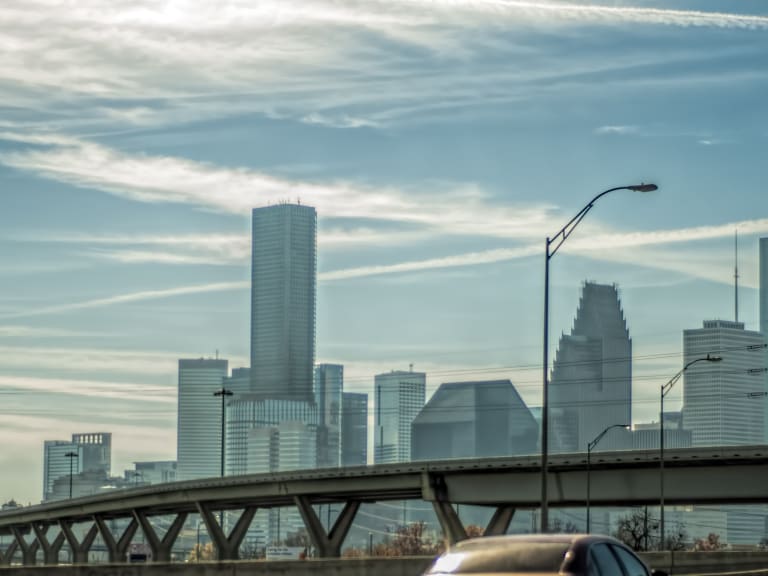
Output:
[{"left": 1, "top": 0, "right": 768, "bottom": 505}]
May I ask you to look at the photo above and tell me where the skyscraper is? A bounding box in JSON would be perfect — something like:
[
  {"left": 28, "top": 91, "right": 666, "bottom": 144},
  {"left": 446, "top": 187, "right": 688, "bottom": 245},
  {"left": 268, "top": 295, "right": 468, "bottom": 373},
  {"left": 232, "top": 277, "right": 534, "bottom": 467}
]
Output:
[
  {"left": 72, "top": 432, "right": 111, "bottom": 475},
  {"left": 374, "top": 369, "right": 425, "bottom": 464},
  {"left": 411, "top": 380, "right": 538, "bottom": 460},
  {"left": 250, "top": 203, "right": 316, "bottom": 401},
  {"left": 314, "top": 364, "right": 343, "bottom": 468},
  {"left": 759, "top": 237, "right": 768, "bottom": 442},
  {"left": 682, "top": 320, "right": 765, "bottom": 447},
  {"left": 176, "top": 357, "right": 229, "bottom": 481},
  {"left": 549, "top": 282, "right": 632, "bottom": 453},
  {"left": 342, "top": 392, "right": 368, "bottom": 466},
  {"left": 42, "top": 433, "right": 112, "bottom": 501},
  {"left": 43, "top": 440, "right": 80, "bottom": 501}
]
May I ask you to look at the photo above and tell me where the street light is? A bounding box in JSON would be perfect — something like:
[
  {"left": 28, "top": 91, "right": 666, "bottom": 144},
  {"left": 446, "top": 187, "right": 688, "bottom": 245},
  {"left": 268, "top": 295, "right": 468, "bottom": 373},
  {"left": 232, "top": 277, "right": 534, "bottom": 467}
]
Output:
[
  {"left": 586, "top": 423, "right": 630, "bottom": 533},
  {"left": 541, "top": 182, "right": 656, "bottom": 532},
  {"left": 65, "top": 451, "right": 79, "bottom": 499},
  {"left": 659, "top": 353, "right": 721, "bottom": 549},
  {"left": 213, "top": 387, "right": 234, "bottom": 477}
]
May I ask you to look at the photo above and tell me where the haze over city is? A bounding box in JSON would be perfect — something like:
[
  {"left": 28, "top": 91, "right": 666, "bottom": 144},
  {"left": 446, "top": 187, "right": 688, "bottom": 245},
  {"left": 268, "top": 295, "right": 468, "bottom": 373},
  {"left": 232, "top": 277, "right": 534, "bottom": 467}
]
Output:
[{"left": 2, "top": 0, "right": 768, "bottom": 506}]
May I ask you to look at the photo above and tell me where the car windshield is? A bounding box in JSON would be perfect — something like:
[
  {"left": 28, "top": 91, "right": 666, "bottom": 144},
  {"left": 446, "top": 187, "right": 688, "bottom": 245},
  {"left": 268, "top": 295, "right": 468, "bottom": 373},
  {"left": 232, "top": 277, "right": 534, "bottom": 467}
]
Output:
[{"left": 426, "top": 542, "right": 571, "bottom": 574}]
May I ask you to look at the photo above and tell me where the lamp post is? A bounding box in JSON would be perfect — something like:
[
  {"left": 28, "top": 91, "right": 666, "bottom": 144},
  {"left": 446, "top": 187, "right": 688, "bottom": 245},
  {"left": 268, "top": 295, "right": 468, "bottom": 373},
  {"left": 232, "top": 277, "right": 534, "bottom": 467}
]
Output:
[
  {"left": 541, "top": 182, "right": 656, "bottom": 532},
  {"left": 65, "top": 451, "right": 79, "bottom": 499},
  {"left": 213, "top": 387, "right": 234, "bottom": 477},
  {"left": 586, "top": 423, "right": 630, "bottom": 533},
  {"left": 659, "top": 353, "right": 721, "bottom": 548}
]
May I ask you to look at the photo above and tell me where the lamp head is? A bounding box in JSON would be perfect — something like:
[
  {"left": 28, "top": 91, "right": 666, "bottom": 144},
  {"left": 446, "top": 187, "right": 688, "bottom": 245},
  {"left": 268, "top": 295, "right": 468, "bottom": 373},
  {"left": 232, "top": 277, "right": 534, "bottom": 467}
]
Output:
[
  {"left": 706, "top": 354, "right": 723, "bottom": 362},
  {"left": 628, "top": 183, "right": 657, "bottom": 192}
]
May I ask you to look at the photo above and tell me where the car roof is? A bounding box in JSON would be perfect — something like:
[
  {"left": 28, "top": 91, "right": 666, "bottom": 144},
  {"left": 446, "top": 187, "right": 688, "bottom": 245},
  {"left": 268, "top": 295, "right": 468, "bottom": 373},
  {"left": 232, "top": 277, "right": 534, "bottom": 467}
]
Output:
[{"left": 452, "top": 534, "right": 620, "bottom": 550}]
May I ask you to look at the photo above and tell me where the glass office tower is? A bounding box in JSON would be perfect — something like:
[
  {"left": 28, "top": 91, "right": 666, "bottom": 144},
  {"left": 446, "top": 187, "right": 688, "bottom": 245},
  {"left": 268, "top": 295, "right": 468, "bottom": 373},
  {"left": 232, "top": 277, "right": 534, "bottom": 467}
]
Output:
[{"left": 250, "top": 204, "right": 317, "bottom": 401}]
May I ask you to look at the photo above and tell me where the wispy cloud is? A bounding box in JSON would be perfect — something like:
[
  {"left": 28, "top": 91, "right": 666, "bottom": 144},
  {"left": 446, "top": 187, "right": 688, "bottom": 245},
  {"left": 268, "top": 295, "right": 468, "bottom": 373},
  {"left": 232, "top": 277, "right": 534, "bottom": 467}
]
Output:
[
  {"left": 300, "top": 112, "right": 381, "bottom": 129},
  {"left": 3, "top": 217, "right": 765, "bottom": 320},
  {"left": 595, "top": 125, "right": 640, "bottom": 135},
  {"left": 1, "top": 1, "right": 765, "bottom": 131},
  {"left": 0, "top": 281, "right": 248, "bottom": 319},
  {"left": 0, "top": 132, "right": 555, "bottom": 241},
  {"left": 0, "top": 374, "right": 175, "bottom": 404},
  {"left": 0, "top": 325, "right": 97, "bottom": 338}
]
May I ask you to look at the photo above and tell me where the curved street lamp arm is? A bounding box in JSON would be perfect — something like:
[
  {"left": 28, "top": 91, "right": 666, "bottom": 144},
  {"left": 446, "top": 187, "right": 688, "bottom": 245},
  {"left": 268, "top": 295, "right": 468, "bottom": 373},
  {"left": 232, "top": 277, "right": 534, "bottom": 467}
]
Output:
[
  {"left": 548, "top": 185, "right": 653, "bottom": 258},
  {"left": 661, "top": 354, "right": 722, "bottom": 397},
  {"left": 588, "top": 423, "right": 630, "bottom": 452}
]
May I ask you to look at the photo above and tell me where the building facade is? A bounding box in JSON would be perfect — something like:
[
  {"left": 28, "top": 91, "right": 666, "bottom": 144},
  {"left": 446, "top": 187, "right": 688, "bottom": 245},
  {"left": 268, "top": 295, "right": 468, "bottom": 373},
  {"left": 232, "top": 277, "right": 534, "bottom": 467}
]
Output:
[
  {"left": 314, "top": 364, "right": 343, "bottom": 468},
  {"left": 758, "top": 237, "right": 768, "bottom": 443},
  {"left": 250, "top": 203, "right": 316, "bottom": 401},
  {"left": 342, "top": 392, "right": 368, "bottom": 466},
  {"left": 682, "top": 320, "right": 765, "bottom": 447},
  {"left": 43, "top": 440, "right": 81, "bottom": 501},
  {"left": 43, "top": 433, "right": 112, "bottom": 502},
  {"left": 411, "top": 380, "right": 538, "bottom": 461},
  {"left": 226, "top": 396, "right": 318, "bottom": 476},
  {"left": 549, "top": 282, "right": 632, "bottom": 453},
  {"left": 374, "top": 370, "right": 426, "bottom": 464},
  {"left": 176, "top": 358, "right": 229, "bottom": 481},
  {"left": 131, "top": 461, "right": 177, "bottom": 485}
]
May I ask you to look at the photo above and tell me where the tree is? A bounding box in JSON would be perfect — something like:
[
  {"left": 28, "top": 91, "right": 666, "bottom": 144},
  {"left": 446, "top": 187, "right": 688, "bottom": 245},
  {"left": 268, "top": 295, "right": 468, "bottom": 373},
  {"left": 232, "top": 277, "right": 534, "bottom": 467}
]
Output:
[
  {"left": 465, "top": 524, "right": 485, "bottom": 538},
  {"left": 550, "top": 518, "right": 579, "bottom": 534},
  {"left": 693, "top": 533, "right": 722, "bottom": 551},
  {"left": 284, "top": 528, "right": 310, "bottom": 548},
  {"left": 187, "top": 542, "right": 215, "bottom": 562},
  {"left": 371, "top": 522, "right": 444, "bottom": 556},
  {"left": 614, "top": 509, "right": 658, "bottom": 551},
  {"left": 663, "top": 525, "right": 688, "bottom": 551}
]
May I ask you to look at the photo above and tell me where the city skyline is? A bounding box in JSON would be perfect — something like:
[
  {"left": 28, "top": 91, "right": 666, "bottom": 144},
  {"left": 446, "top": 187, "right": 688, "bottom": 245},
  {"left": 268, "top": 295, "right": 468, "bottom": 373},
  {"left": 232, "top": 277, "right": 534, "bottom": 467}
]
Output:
[{"left": 2, "top": 0, "right": 768, "bottom": 503}]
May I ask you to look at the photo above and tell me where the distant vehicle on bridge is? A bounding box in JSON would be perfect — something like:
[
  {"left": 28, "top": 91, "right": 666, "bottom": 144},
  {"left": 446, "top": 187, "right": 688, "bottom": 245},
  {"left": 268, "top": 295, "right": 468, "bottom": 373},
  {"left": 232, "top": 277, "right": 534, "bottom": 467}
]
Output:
[
  {"left": 127, "top": 542, "right": 151, "bottom": 563},
  {"left": 423, "top": 534, "right": 667, "bottom": 576}
]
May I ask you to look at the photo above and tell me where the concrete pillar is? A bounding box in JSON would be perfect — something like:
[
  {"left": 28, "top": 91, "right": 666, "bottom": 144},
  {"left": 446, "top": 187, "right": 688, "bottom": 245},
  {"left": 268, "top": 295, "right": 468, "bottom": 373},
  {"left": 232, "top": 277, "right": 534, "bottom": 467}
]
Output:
[
  {"left": 11, "top": 526, "right": 39, "bottom": 565},
  {"left": 294, "top": 496, "right": 360, "bottom": 558},
  {"left": 432, "top": 501, "right": 467, "bottom": 546},
  {"left": 197, "top": 503, "right": 257, "bottom": 560},
  {"left": 31, "top": 523, "right": 65, "bottom": 565},
  {"left": 0, "top": 540, "right": 19, "bottom": 566},
  {"left": 95, "top": 515, "right": 138, "bottom": 563},
  {"left": 485, "top": 506, "right": 515, "bottom": 536},
  {"left": 60, "top": 520, "right": 99, "bottom": 564},
  {"left": 132, "top": 509, "right": 187, "bottom": 563}
]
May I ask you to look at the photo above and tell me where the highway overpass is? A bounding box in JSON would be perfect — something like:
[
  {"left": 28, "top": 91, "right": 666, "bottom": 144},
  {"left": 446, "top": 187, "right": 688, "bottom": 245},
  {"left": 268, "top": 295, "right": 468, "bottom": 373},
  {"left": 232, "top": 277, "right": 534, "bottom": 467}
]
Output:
[{"left": 1, "top": 445, "right": 767, "bottom": 565}]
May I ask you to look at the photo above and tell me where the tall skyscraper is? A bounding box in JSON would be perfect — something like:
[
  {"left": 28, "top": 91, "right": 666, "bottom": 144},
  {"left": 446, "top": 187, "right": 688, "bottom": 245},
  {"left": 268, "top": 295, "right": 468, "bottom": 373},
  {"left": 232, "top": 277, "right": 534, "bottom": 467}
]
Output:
[
  {"left": 760, "top": 238, "right": 768, "bottom": 338},
  {"left": 682, "top": 320, "right": 765, "bottom": 446},
  {"left": 314, "top": 364, "right": 343, "bottom": 468},
  {"left": 374, "top": 369, "right": 425, "bottom": 464},
  {"left": 411, "top": 380, "right": 538, "bottom": 461},
  {"left": 42, "top": 432, "right": 112, "bottom": 501},
  {"left": 342, "top": 392, "right": 368, "bottom": 466},
  {"left": 176, "top": 357, "right": 229, "bottom": 481},
  {"left": 43, "top": 440, "right": 81, "bottom": 501},
  {"left": 549, "top": 282, "right": 632, "bottom": 453},
  {"left": 72, "top": 432, "right": 111, "bottom": 475},
  {"left": 759, "top": 237, "right": 768, "bottom": 442},
  {"left": 250, "top": 203, "right": 317, "bottom": 401}
]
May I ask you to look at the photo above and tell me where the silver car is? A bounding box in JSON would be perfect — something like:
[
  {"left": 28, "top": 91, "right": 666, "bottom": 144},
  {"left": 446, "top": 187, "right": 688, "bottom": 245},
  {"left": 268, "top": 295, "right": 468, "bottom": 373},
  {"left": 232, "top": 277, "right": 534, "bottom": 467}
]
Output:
[{"left": 423, "top": 534, "right": 668, "bottom": 576}]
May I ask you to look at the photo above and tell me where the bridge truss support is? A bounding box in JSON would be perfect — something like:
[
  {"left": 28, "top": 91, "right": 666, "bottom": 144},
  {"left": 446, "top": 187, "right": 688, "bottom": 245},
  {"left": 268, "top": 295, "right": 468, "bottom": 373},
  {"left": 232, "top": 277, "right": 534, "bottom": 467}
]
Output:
[
  {"left": 0, "top": 540, "right": 18, "bottom": 566},
  {"left": 294, "top": 496, "right": 360, "bottom": 558},
  {"left": 484, "top": 506, "right": 515, "bottom": 536},
  {"left": 11, "top": 526, "right": 39, "bottom": 565},
  {"left": 31, "top": 523, "right": 65, "bottom": 565},
  {"left": 95, "top": 515, "right": 139, "bottom": 563},
  {"left": 133, "top": 510, "right": 187, "bottom": 563},
  {"left": 197, "top": 503, "right": 257, "bottom": 560},
  {"left": 61, "top": 520, "right": 99, "bottom": 564}
]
